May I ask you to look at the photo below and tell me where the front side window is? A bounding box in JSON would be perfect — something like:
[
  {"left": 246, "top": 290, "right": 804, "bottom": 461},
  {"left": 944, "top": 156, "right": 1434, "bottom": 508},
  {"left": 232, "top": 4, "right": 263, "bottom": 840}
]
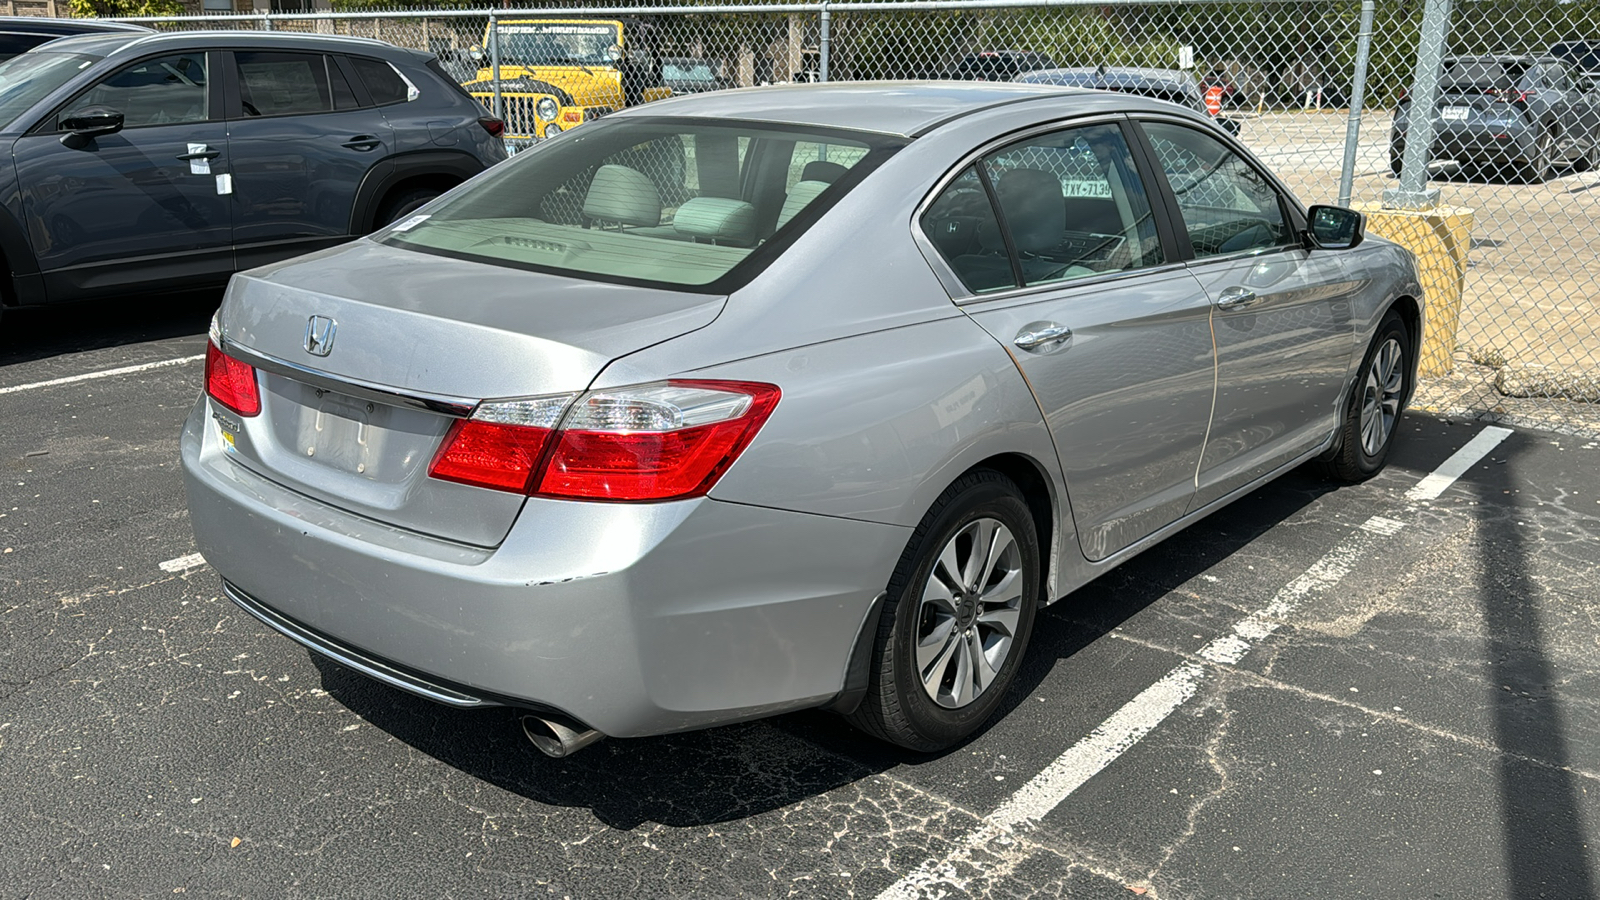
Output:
[
  {"left": 1142, "top": 121, "right": 1292, "bottom": 258},
  {"left": 493, "top": 22, "right": 621, "bottom": 68},
  {"left": 68, "top": 53, "right": 207, "bottom": 129},
  {"left": 235, "top": 51, "right": 333, "bottom": 117},
  {"left": 919, "top": 122, "right": 1164, "bottom": 294},
  {"left": 383, "top": 118, "right": 901, "bottom": 291}
]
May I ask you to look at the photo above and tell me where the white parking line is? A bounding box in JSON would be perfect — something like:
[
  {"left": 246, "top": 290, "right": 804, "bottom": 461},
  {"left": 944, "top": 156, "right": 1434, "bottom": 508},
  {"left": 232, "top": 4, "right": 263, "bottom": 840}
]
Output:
[
  {"left": 877, "top": 427, "right": 1507, "bottom": 900},
  {"left": 1404, "top": 425, "right": 1514, "bottom": 501},
  {"left": 158, "top": 552, "right": 206, "bottom": 573},
  {"left": 0, "top": 354, "right": 204, "bottom": 397}
]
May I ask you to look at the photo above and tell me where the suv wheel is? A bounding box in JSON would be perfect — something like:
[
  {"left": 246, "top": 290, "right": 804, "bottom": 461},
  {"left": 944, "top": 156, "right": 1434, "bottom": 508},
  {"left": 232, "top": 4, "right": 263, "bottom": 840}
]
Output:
[{"left": 375, "top": 187, "right": 442, "bottom": 229}]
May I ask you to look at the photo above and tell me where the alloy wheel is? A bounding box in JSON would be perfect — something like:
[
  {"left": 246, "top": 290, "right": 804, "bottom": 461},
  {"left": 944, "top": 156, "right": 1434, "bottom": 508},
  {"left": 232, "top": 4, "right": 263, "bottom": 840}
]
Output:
[
  {"left": 914, "top": 517, "right": 1025, "bottom": 709},
  {"left": 1359, "top": 337, "right": 1405, "bottom": 457}
]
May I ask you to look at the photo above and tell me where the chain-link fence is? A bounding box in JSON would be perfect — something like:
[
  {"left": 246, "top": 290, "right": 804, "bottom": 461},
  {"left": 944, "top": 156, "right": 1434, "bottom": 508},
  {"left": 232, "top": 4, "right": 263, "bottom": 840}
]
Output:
[{"left": 122, "top": 0, "right": 1600, "bottom": 434}]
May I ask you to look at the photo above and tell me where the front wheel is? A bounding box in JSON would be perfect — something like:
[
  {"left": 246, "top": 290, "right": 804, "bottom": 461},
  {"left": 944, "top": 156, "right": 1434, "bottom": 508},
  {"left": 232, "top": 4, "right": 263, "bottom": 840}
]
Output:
[
  {"left": 847, "top": 470, "right": 1041, "bottom": 752},
  {"left": 1321, "top": 309, "right": 1411, "bottom": 483}
]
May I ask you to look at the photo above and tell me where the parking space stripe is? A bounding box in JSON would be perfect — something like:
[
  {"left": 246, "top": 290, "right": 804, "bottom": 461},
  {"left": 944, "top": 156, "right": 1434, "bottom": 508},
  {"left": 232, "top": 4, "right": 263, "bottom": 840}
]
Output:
[
  {"left": 158, "top": 552, "right": 206, "bottom": 573},
  {"left": 1404, "top": 425, "right": 1513, "bottom": 501},
  {"left": 0, "top": 354, "right": 204, "bottom": 397},
  {"left": 876, "top": 428, "right": 1506, "bottom": 899}
]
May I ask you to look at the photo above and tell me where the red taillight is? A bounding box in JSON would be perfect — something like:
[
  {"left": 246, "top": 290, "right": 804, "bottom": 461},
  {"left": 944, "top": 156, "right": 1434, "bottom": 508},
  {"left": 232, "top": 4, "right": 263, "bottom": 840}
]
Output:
[
  {"left": 428, "top": 419, "right": 555, "bottom": 493},
  {"left": 205, "top": 341, "right": 261, "bottom": 417},
  {"left": 426, "top": 380, "right": 780, "bottom": 501},
  {"left": 478, "top": 117, "right": 506, "bottom": 137}
]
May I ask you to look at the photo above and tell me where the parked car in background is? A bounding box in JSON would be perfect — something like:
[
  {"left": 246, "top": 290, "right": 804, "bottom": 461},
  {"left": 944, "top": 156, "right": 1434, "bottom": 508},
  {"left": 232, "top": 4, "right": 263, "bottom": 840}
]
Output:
[
  {"left": 0, "top": 15, "right": 149, "bottom": 62},
  {"left": 185, "top": 82, "right": 1422, "bottom": 758},
  {"left": 1390, "top": 54, "right": 1600, "bottom": 181},
  {"left": 661, "top": 56, "right": 731, "bottom": 94},
  {"left": 1015, "top": 66, "right": 1243, "bottom": 135},
  {"left": 944, "top": 50, "right": 1058, "bottom": 82},
  {"left": 0, "top": 30, "right": 505, "bottom": 325},
  {"left": 1549, "top": 39, "right": 1600, "bottom": 81}
]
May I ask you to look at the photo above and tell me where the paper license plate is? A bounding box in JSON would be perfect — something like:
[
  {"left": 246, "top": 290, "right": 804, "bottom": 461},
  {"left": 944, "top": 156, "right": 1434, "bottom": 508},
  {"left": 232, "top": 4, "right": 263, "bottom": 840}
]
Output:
[{"left": 1441, "top": 106, "right": 1471, "bottom": 121}]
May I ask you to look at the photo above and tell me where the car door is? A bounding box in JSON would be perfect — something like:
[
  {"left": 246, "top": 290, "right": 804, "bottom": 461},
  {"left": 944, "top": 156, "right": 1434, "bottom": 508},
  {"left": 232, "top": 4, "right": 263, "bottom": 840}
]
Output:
[
  {"left": 1136, "top": 119, "right": 1356, "bottom": 511},
  {"left": 223, "top": 50, "right": 393, "bottom": 269},
  {"left": 12, "top": 49, "right": 232, "bottom": 300},
  {"left": 921, "top": 119, "right": 1217, "bottom": 562}
]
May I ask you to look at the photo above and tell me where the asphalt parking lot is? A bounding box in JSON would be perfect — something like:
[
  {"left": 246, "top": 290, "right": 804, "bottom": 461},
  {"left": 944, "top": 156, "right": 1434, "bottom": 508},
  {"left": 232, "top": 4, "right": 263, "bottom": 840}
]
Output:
[{"left": 3, "top": 297, "right": 1600, "bottom": 899}]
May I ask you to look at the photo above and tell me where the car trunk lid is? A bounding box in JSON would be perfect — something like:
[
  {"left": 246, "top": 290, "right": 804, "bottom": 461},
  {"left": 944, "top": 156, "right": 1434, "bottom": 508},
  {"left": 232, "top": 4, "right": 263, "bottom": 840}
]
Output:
[{"left": 211, "top": 239, "right": 726, "bottom": 547}]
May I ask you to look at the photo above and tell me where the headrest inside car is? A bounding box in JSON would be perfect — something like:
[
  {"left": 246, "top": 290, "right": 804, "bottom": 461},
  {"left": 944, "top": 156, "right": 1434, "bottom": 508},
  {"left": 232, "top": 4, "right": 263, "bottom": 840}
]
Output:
[
  {"left": 583, "top": 164, "right": 662, "bottom": 227},
  {"left": 994, "top": 168, "right": 1064, "bottom": 254},
  {"left": 673, "top": 197, "right": 757, "bottom": 246},
  {"left": 801, "top": 160, "right": 849, "bottom": 184}
]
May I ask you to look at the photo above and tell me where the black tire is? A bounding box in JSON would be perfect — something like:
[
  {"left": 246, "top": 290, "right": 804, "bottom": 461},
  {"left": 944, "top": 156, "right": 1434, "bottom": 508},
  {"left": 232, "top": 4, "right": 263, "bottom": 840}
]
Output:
[
  {"left": 1388, "top": 146, "right": 1404, "bottom": 178},
  {"left": 1521, "top": 127, "right": 1557, "bottom": 183},
  {"left": 1321, "top": 309, "right": 1411, "bottom": 484},
  {"left": 847, "top": 469, "right": 1041, "bottom": 752},
  {"left": 374, "top": 187, "right": 443, "bottom": 230}
]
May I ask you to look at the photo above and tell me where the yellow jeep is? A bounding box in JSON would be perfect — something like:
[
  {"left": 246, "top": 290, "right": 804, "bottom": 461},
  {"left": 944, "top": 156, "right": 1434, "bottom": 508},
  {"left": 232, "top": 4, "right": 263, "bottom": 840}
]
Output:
[{"left": 463, "top": 18, "right": 673, "bottom": 142}]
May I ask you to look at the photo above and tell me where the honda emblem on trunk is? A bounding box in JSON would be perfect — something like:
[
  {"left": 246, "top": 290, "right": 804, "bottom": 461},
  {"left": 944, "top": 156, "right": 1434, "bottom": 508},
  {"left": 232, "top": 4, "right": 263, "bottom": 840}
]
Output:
[{"left": 304, "top": 316, "right": 337, "bottom": 357}]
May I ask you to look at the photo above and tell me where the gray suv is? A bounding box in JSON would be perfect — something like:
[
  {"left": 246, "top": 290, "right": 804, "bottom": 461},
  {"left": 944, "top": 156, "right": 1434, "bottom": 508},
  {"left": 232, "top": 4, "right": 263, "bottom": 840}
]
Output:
[
  {"left": 0, "top": 30, "right": 506, "bottom": 323},
  {"left": 1390, "top": 54, "right": 1600, "bottom": 182}
]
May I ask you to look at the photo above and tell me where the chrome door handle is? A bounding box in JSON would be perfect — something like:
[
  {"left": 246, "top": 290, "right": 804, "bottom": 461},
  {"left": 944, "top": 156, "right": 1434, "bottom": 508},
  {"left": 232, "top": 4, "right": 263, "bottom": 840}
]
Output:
[
  {"left": 1216, "top": 286, "right": 1260, "bottom": 309},
  {"left": 1013, "top": 323, "right": 1073, "bottom": 353}
]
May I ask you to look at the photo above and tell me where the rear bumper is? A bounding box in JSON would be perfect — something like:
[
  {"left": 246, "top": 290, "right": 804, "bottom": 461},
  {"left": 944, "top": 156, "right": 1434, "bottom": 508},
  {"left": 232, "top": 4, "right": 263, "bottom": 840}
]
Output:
[
  {"left": 1392, "top": 119, "right": 1537, "bottom": 162},
  {"left": 181, "top": 398, "right": 910, "bottom": 738}
]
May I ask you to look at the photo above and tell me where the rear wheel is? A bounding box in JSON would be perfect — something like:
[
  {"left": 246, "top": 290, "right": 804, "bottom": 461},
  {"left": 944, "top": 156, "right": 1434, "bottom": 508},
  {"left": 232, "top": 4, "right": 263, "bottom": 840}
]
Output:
[
  {"left": 1522, "top": 128, "right": 1557, "bottom": 183},
  {"left": 847, "top": 470, "right": 1040, "bottom": 752},
  {"left": 375, "top": 187, "right": 443, "bottom": 230},
  {"left": 1389, "top": 145, "right": 1404, "bottom": 177},
  {"left": 1321, "top": 309, "right": 1411, "bottom": 484}
]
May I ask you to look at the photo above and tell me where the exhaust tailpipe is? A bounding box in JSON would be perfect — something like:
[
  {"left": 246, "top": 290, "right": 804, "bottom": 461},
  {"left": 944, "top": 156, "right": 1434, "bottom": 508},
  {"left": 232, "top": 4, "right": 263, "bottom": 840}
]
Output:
[{"left": 521, "top": 714, "right": 604, "bottom": 758}]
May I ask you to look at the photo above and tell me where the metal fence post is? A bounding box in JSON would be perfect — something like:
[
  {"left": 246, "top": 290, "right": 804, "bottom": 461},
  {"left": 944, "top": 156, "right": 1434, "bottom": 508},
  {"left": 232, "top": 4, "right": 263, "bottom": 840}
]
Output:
[
  {"left": 489, "top": 12, "right": 503, "bottom": 121},
  {"left": 1384, "top": 0, "right": 1453, "bottom": 210},
  {"left": 1337, "top": 0, "right": 1376, "bottom": 207},
  {"left": 819, "top": 0, "right": 830, "bottom": 83}
]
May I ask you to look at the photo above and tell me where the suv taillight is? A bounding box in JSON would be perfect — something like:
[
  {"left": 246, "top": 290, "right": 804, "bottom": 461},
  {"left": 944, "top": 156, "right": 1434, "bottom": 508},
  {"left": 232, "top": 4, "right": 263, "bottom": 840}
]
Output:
[
  {"left": 478, "top": 117, "right": 506, "bottom": 137},
  {"left": 427, "top": 380, "right": 780, "bottom": 502},
  {"left": 205, "top": 341, "right": 261, "bottom": 417}
]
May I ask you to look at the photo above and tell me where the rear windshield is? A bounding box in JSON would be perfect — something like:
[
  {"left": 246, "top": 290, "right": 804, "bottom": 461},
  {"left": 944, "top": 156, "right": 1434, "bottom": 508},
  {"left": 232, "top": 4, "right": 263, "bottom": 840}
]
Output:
[
  {"left": 1442, "top": 59, "right": 1531, "bottom": 90},
  {"left": 382, "top": 116, "right": 903, "bottom": 292}
]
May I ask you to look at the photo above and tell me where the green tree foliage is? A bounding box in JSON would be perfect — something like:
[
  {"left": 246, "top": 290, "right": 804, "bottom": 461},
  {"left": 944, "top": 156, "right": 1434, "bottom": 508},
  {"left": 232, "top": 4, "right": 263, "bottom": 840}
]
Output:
[{"left": 70, "top": 0, "right": 184, "bottom": 17}]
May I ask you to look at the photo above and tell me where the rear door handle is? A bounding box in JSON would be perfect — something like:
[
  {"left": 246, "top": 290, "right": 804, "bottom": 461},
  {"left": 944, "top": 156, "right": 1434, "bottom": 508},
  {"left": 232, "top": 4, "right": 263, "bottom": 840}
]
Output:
[
  {"left": 1013, "top": 323, "right": 1073, "bottom": 353},
  {"left": 1215, "top": 286, "right": 1261, "bottom": 310},
  {"left": 341, "top": 135, "right": 381, "bottom": 151},
  {"left": 175, "top": 146, "right": 220, "bottom": 160}
]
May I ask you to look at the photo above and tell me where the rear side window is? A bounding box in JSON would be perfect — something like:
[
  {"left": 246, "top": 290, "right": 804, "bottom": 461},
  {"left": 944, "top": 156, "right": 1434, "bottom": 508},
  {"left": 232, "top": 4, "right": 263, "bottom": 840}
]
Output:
[
  {"left": 0, "top": 33, "right": 48, "bottom": 61},
  {"left": 383, "top": 118, "right": 902, "bottom": 291},
  {"left": 920, "top": 122, "right": 1164, "bottom": 294},
  {"left": 349, "top": 57, "right": 409, "bottom": 106},
  {"left": 235, "top": 51, "right": 332, "bottom": 116}
]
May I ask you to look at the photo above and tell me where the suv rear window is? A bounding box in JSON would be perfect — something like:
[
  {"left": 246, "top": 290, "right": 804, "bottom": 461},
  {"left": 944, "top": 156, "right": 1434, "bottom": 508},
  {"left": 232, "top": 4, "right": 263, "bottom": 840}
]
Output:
[
  {"left": 1442, "top": 59, "right": 1531, "bottom": 90},
  {"left": 382, "top": 117, "right": 902, "bottom": 292}
]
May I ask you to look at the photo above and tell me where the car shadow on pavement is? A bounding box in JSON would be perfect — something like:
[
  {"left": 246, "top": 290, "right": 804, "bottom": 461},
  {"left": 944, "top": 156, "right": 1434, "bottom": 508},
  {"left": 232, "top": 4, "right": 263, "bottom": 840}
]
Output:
[
  {"left": 1474, "top": 442, "right": 1596, "bottom": 897},
  {"left": 0, "top": 290, "right": 221, "bottom": 367},
  {"left": 316, "top": 468, "right": 1339, "bottom": 829}
]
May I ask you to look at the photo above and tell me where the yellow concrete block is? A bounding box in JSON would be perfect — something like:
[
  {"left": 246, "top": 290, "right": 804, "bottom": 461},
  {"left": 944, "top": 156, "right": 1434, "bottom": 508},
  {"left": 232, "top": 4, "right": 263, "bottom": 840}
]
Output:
[{"left": 1352, "top": 203, "right": 1475, "bottom": 377}]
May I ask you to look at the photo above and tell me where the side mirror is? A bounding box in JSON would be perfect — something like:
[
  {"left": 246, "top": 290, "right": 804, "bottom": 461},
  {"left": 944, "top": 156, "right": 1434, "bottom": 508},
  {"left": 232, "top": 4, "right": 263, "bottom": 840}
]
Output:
[
  {"left": 469, "top": 44, "right": 485, "bottom": 63},
  {"left": 1305, "top": 204, "right": 1365, "bottom": 250},
  {"left": 58, "top": 106, "right": 123, "bottom": 149}
]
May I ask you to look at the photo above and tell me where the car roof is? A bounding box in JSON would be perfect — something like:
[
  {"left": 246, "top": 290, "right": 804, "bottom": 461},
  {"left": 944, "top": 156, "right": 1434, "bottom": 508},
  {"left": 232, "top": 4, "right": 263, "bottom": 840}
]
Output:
[
  {"left": 37, "top": 28, "right": 421, "bottom": 60},
  {"left": 618, "top": 80, "right": 1178, "bottom": 137},
  {"left": 1021, "top": 67, "right": 1193, "bottom": 87},
  {"left": 0, "top": 16, "right": 150, "bottom": 35}
]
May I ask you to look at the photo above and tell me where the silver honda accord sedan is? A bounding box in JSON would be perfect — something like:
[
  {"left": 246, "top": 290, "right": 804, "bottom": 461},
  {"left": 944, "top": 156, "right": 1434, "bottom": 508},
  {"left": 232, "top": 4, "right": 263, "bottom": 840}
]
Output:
[{"left": 181, "top": 82, "right": 1422, "bottom": 756}]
